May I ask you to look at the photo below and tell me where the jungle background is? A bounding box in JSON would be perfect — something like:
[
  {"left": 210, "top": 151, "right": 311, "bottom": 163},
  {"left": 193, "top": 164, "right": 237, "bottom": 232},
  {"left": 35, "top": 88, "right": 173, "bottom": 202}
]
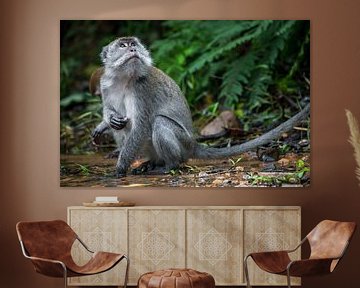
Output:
[{"left": 60, "top": 20, "right": 310, "bottom": 188}]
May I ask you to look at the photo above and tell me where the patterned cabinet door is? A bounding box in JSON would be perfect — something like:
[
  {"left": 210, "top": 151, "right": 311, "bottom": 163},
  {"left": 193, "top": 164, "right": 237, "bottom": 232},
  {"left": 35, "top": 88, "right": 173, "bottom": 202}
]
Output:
[
  {"left": 187, "top": 209, "right": 243, "bottom": 285},
  {"left": 243, "top": 208, "right": 301, "bottom": 286},
  {"left": 68, "top": 208, "right": 128, "bottom": 286},
  {"left": 128, "top": 209, "right": 186, "bottom": 284}
]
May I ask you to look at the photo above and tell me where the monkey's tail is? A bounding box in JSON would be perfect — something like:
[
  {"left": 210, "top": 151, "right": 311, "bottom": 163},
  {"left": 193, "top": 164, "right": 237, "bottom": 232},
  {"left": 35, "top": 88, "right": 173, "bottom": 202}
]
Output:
[{"left": 193, "top": 103, "right": 310, "bottom": 159}]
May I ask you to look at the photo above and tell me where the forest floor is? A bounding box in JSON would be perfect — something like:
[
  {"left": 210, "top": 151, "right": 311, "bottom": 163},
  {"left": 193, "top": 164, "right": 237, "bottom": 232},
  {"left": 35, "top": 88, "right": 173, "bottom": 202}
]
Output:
[{"left": 60, "top": 151, "right": 310, "bottom": 188}]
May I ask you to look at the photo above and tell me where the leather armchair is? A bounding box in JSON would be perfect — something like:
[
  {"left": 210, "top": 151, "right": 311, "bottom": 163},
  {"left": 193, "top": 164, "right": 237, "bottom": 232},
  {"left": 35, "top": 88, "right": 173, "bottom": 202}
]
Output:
[
  {"left": 244, "top": 220, "right": 356, "bottom": 288},
  {"left": 16, "top": 220, "right": 129, "bottom": 288}
]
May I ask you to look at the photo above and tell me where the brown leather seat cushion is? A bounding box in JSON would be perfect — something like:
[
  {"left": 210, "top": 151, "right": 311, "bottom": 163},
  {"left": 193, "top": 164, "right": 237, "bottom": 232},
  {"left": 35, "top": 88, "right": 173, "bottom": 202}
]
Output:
[{"left": 138, "top": 268, "right": 215, "bottom": 288}]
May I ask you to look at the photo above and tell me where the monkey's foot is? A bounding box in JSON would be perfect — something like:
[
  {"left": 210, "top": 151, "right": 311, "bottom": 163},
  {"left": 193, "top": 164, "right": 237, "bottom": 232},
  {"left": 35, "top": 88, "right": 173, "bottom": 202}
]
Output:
[
  {"left": 131, "top": 161, "right": 156, "bottom": 175},
  {"left": 145, "top": 165, "right": 178, "bottom": 175},
  {"left": 131, "top": 161, "right": 179, "bottom": 176},
  {"left": 146, "top": 167, "right": 169, "bottom": 175}
]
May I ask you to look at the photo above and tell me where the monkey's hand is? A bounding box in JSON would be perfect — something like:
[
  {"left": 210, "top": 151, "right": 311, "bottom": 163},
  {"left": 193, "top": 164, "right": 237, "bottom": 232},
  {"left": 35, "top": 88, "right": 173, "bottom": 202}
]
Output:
[
  {"left": 91, "top": 121, "right": 109, "bottom": 144},
  {"left": 110, "top": 115, "right": 129, "bottom": 130}
]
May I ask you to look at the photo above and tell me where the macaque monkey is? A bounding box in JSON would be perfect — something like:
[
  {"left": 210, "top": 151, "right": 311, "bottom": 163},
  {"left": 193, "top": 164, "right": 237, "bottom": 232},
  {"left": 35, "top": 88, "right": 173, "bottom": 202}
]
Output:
[{"left": 92, "top": 36, "right": 309, "bottom": 177}]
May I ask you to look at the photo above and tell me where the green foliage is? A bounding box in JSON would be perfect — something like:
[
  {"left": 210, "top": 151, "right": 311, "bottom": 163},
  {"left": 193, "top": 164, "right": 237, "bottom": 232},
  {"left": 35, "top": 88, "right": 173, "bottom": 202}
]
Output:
[
  {"left": 279, "top": 144, "right": 291, "bottom": 155},
  {"left": 152, "top": 20, "right": 309, "bottom": 119},
  {"left": 295, "top": 159, "right": 310, "bottom": 179},
  {"left": 77, "top": 164, "right": 90, "bottom": 176},
  {"left": 229, "top": 157, "right": 242, "bottom": 167},
  {"left": 247, "top": 172, "right": 301, "bottom": 187},
  {"left": 201, "top": 102, "right": 219, "bottom": 118},
  {"left": 247, "top": 158, "right": 310, "bottom": 186},
  {"left": 246, "top": 158, "right": 310, "bottom": 186}
]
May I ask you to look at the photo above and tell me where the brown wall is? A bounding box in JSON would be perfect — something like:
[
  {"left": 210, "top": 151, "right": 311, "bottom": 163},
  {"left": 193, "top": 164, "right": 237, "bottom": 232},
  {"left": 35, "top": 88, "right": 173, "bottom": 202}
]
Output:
[{"left": 1, "top": 0, "right": 360, "bottom": 287}]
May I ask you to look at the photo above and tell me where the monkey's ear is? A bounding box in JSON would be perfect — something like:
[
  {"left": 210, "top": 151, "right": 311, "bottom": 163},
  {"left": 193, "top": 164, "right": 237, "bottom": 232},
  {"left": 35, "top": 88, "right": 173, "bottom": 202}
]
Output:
[
  {"left": 100, "top": 45, "right": 109, "bottom": 63},
  {"left": 89, "top": 67, "right": 104, "bottom": 96}
]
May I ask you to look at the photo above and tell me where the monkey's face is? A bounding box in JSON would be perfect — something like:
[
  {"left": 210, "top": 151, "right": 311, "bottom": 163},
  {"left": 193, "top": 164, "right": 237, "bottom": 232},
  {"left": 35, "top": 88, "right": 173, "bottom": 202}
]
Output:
[{"left": 100, "top": 37, "right": 152, "bottom": 74}]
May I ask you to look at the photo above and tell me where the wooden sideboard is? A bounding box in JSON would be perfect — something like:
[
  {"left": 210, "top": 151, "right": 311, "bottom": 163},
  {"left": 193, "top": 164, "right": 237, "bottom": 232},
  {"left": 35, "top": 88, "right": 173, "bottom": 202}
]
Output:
[{"left": 67, "top": 206, "right": 301, "bottom": 286}]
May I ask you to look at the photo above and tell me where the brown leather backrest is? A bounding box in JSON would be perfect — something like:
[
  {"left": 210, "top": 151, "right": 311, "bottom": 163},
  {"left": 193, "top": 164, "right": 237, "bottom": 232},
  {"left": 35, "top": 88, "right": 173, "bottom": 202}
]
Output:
[
  {"left": 307, "top": 220, "right": 356, "bottom": 260},
  {"left": 16, "top": 220, "right": 77, "bottom": 261}
]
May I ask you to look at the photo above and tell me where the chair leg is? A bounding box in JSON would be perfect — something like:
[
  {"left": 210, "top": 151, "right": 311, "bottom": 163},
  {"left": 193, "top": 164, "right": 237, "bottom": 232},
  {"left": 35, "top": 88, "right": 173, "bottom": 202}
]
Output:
[
  {"left": 286, "top": 269, "right": 291, "bottom": 288},
  {"left": 123, "top": 255, "right": 130, "bottom": 288},
  {"left": 62, "top": 264, "right": 68, "bottom": 288},
  {"left": 244, "top": 255, "right": 252, "bottom": 288}
]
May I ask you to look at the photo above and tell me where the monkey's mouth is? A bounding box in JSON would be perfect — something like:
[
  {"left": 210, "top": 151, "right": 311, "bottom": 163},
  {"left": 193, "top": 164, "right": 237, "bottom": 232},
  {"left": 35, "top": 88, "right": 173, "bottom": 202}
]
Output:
[{"left": 125, "top": 55, "right": 141, "bottom": 63}]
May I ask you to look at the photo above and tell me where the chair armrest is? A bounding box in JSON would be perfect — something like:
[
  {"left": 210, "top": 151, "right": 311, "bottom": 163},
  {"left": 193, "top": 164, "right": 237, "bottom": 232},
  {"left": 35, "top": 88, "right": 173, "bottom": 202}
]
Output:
[
  {"left": 19, "top": 240, "right": 67, "bottom": 277},
  {"left": 287, "top": 258, "right": 336, "bottom": 277},
  {"left": 25, "top": 255, "right": 67, "bottom": 277},
  {"left": 285, "top": 237, "right": 307, "bottom": 253},
  {"left": 76, "top": 236, "right": 94, "bottom": 253},
  {"left": 246, "top": 251, "right": 291, "bottom": 274},
  {"left": 248, "top": 250, "right": 290, "bottom": 258},
  {"left": 245, "top": 237, "right": 307, "bottom": 259},
  {"left": 25, "top": 255, "right": 65, "bottom": 266}
]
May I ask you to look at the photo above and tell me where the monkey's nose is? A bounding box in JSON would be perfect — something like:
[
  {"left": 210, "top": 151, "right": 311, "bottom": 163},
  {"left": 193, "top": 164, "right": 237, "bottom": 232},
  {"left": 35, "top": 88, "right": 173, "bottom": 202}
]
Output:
[{"left": 130, "top": 48, "right": 136, "bottom": 52}]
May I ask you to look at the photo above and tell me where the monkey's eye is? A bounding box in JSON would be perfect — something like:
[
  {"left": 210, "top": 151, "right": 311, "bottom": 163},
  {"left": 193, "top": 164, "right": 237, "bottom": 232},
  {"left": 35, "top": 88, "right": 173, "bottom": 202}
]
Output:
[
  {"left": 119, "top": 43, "right": 126, "bottom": 48},
  {"left": 130, "top": 42, "right": 136, "bottom": 47}
]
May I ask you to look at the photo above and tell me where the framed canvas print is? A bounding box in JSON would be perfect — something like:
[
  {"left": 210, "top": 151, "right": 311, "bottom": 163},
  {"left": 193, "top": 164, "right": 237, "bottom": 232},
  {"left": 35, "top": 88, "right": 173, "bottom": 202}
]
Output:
[{"left": 60, "top": 20, "right": 310, "bottom": 188}]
